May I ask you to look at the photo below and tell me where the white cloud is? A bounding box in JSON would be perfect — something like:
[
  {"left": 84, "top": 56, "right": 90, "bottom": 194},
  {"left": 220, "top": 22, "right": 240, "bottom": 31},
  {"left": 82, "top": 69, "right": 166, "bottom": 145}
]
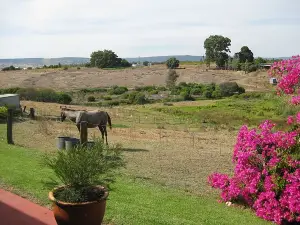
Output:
[{"left": 0, "top": 0, "right": 299, "bottom": 58}]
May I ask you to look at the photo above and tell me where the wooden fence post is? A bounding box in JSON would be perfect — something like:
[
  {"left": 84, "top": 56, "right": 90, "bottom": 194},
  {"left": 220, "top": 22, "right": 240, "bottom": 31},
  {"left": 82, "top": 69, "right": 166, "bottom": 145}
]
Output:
[
  {"left": 80, "top": 121, "right": 88, "bottom": 146},
  {"left": 7, "top": 108, "right": 13, "bottom": 145},
  {"left": 29, "top": 108, "right": 35, "bottom": 119}
]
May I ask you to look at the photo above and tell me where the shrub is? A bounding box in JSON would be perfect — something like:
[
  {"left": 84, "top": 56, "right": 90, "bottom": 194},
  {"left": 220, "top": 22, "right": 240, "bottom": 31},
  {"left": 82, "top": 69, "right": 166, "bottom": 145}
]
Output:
[
  {"left": 103, "top": 100, "right": 120, "bottom": 107},
  {"left": 128, "top": 91, "right": 149, "bottom": 105},
  {"left": 79, "top": 88, "right": 107, "bottom": 93},
  {"left": 212, "top": 87, "right": 222, "bottom": 99},
  {"left": 190, "top": 87, "right": 203, "bottom": 95},
  {"left": 180, "top": 89, "right": 195, "bottom": 101},
  {"left": 166, "top": 57, "right": 179, "bottom": 69},
  {"left": 149, "top": 90, "right": 159, "bottom": 95},
  {"left": 102, "top": 95, "right": 112, "bottom": 101},
  {"left": 203, "top": 90, "right": 213, "bottom": 99},
  {"left": 108, "top": 86, "right": 128, "bottom": 95},
  {"left": 63, "top": 66, "right": 68, "bottom": 70},
  {"left": 0, "top": 87, "right": 21, "bottom": 94},
  {"left": 87, "top": 96, "right": 96, "bottom": 102},
  {"left": 208, "top": 56, "right": 300, "bottom": 224},
  {"left": 157, "top": 86, "right": 167, "bottom": 91},
  {"left": 3, "top": 87, "right": 73, "bottom": 104},
  {"left": 43, "top": 140, "right": 125, "bottom": 203},
  {"left": 248, "top": 64, "right": 258, "bottom": 72},
  {"left": 219, "top": 82, "right": 244, "bottom": 97},
  {"left": 0, "top": 106, "right": 8, "bottom": 121}
]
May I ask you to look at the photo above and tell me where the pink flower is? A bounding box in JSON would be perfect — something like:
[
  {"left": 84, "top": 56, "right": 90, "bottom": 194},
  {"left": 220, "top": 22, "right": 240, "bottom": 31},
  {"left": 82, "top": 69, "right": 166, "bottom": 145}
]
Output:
[
  {"left": 287, "top": 116, "right": 294, "bottom": 125},
  {"left": 208, "top": 56, "right": 300, "bottom": 224}
]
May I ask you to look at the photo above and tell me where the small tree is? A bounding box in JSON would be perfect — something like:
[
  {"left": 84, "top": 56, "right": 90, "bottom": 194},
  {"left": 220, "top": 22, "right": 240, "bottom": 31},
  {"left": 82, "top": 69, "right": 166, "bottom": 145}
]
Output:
[
  {"left": 143, "top": 61, "right": 149, "bottom": 66},
  {"left": 166, "top": 69, "right": 179, "bottom": 88},
  {"left": 166, "top": 57, "right": 179, "bottom": 69}
]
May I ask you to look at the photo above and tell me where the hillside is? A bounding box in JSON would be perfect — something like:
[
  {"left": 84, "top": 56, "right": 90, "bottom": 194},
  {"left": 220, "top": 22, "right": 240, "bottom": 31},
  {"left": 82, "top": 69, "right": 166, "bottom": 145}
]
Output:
[{"left": 0, "top": 64, "right": 272, "bottom": 92}]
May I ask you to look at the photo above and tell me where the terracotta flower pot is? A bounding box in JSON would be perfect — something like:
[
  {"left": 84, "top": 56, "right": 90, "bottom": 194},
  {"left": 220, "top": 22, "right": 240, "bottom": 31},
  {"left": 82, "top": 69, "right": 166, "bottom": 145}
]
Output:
[{"left": 48, "top": 185, "right": 109, "bottom": 225}]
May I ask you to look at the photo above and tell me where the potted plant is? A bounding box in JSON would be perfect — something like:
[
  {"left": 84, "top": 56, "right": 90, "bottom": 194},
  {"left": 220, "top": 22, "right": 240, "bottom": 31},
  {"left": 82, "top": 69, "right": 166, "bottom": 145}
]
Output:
[{"left": 44, "top": 139, "right": 124, "bottom": 225}]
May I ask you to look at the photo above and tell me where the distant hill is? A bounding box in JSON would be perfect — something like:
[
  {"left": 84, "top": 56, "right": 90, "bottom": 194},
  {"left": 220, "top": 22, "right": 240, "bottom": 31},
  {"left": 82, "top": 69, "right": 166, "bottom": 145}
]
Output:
[
  {"left": 125, "top": 55, "right": 204, "bottom": 63},
  {"left": 0, "top": 55, "right": 204, "bottom": 68},
  {"left": 0, "top": 57, "right": 90, "bottom": 68},
  {"left": 0, "top": 55, "right": 291, "bottom": 68}
]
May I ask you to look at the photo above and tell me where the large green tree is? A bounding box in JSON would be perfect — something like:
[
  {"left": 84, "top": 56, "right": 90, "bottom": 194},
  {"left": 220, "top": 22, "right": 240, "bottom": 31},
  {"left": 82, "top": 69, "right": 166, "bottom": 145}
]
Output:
[
  {"left": 204, "top": 35, "right": 231, "bottom": 67},
  {"left": 235, "top": 46, "right": 254, "bottom": 63},
  {"left": 90, "top": 50, "right": 130, "bottom": 68}
]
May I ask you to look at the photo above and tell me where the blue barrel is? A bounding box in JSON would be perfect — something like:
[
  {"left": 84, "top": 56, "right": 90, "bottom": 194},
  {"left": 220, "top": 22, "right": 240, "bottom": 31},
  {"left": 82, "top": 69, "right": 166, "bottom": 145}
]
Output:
[
  {"left": 57, "top": 136, "right": 70, "bottom": 150},
  {"left": 65, "top": 138, "right": 80, "bottom": 150}
]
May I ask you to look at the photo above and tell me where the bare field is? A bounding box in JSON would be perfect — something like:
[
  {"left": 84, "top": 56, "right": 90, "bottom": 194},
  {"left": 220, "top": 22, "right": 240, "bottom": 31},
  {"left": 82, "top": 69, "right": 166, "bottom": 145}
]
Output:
[{"left": 0, "top": 65, "right": 272, "bottom": 92}]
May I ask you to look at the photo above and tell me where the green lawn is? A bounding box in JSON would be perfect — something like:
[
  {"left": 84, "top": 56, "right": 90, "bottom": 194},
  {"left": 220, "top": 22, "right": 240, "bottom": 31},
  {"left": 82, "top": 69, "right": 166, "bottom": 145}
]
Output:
[{"left": 0, "top": 140, "right": 271, "bottom": 225}]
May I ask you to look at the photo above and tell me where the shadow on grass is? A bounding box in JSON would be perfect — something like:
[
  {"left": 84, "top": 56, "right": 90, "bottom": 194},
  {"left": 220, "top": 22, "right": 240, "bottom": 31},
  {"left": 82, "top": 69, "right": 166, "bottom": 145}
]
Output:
[{"left": 122, "top": 148, "right": 149, "bottom": 152}]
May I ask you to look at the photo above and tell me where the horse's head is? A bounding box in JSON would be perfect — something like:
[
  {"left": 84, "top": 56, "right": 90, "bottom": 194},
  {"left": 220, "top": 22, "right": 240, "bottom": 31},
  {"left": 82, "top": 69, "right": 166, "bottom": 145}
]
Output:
[{"left": 60, "top": 111, "right": 66, "bottom": 122}]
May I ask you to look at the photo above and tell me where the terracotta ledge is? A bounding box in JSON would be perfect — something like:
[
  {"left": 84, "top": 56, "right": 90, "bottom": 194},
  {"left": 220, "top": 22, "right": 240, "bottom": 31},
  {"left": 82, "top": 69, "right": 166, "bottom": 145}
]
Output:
[{"left": 0, "top": 189, "right": 56, "bottom": 225}]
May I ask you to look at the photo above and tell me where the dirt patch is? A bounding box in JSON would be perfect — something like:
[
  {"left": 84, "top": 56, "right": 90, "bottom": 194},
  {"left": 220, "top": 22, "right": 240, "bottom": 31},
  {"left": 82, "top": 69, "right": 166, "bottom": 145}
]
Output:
[{"left": 0, "top": 65, "right": 272, "bottom": 92}]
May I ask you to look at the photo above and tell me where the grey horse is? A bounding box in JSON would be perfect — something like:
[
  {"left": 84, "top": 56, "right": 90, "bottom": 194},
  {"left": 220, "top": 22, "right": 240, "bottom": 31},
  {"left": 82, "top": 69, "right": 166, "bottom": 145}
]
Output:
[{"left": 60, "top": 109, "right": 112, "bottom": 145}]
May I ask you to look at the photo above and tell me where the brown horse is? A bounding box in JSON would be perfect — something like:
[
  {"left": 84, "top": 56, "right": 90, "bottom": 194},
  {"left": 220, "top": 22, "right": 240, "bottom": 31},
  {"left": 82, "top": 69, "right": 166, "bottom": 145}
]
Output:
[{"left": 60, "top": 109, "right": 112, "bottom": 145}]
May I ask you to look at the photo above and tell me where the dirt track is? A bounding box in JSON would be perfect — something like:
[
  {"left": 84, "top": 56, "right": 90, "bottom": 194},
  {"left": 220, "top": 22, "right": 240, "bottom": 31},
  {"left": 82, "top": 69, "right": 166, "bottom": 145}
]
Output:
[{"left": 0, "top": 65, "right": 272, "bottom": 92}]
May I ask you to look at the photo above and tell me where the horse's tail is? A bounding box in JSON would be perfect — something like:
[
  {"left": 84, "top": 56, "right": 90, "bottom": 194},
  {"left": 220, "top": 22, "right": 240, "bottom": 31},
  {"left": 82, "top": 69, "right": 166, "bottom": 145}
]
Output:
[{"left": 106, "top": 112, "right": 112, "bottom": 130}]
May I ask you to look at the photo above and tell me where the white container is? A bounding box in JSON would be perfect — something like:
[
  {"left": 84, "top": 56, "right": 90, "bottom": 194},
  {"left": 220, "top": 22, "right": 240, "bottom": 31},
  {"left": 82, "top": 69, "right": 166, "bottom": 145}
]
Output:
[{"left": 0, "top": 94, "right": 20, "bottom": 109}]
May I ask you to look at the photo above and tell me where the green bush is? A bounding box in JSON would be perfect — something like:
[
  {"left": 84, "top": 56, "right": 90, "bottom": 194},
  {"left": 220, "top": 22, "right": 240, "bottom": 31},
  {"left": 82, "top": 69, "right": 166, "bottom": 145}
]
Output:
[
  {"left": 108, "top": 86, "right": 128, "bottom": 95},
  {"left": 149, "top": 90, "right": 159, "bottom": 95},
  {"left": 128, "top": 91, "right": 149, "bottom": 105},
  {"left": 0, "top": 87, "right": 21, "bottom": 94},
  {"left": 180, "top": 89, "right": 195, "bottom": 101},
  {"left": 87, "top": 96, "right": 96, "bottom": 102},
  {"left": 103, "top": 100, "right": 120, "bottom": 107},
  {"left": 248, "top": 64, "right": 258, "bottom": 72},
  {"left": 156, "top": 86, "right": 167, "bottom": 91},
  {"left": 0, "top": 106, "right": 8, "bottom": 121},
  {"left": 190, "top": 87, "right": 203, "bottom": 95},
  {"left": 219, "top": 82, "right": 244, "bottom": 97},
  {"left": 43, "top": 140, "right": 125, "bottom": 203},
  {"left": 102, "top": 95, "right": 112, "bottom": 101},
  {"left": 212, "top": 88, "right": 222, "bottom": 99},
  {"left": 79, "top": 88, "right": 107, "bottom": 93},
  {"left": 0, "top": 87, "right": 73, "bottom": 104},
  {"left": 203, "top": 90, "right": 213, "bottom": 98}
]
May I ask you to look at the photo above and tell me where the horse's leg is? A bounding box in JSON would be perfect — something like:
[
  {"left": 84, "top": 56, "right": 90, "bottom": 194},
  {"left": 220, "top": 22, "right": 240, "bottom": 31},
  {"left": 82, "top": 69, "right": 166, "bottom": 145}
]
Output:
[
  {"left": 98, "top": 125, "right": 104, "bottom": 142},
  {"left": 104, "top": 126, "right": 108, "bottom": 145}
]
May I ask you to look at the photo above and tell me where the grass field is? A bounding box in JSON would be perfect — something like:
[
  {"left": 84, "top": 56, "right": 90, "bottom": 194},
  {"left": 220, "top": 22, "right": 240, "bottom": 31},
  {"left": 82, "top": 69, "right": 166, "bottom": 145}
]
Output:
[
  {"left": 1, "top": 92, "right": 296, "bottom": 196},
  {"left": 0, "top": 140, "right": 271, "bottom": 225},
  {"left": 0, "top": 88, "right": 294, "bottom": 224}
]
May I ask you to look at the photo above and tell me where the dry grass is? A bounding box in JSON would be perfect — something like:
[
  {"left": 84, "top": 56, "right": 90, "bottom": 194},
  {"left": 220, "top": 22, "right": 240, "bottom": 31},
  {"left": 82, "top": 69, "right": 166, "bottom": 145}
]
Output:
[{"left": 0, "top": 65, "right": 272, "bottom": 92}]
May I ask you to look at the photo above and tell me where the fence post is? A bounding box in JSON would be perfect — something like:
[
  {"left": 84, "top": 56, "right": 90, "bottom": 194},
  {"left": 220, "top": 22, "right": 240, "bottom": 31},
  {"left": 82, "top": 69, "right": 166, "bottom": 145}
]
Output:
[
  {"left": 7, "top": 108, "right": 13, "bottom": 145},
  {"left": 80, "top": 121, "right": 88, "bottom": 146},
  {"left": 29, "top": 108, "right": 35, "bottom": 119}
]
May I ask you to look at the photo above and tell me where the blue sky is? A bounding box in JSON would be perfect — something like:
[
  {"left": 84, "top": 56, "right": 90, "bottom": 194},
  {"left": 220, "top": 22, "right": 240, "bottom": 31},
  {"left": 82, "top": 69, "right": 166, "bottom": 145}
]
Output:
[{"left": 0, "top": 0, "right": 299, "bottom": 58}]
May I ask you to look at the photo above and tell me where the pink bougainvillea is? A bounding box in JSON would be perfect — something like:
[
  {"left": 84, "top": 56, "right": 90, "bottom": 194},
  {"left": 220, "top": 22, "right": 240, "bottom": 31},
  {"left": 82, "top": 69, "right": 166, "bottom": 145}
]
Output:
[{"left": 208, "top": 56, "right": 300, "bottom": 224}]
